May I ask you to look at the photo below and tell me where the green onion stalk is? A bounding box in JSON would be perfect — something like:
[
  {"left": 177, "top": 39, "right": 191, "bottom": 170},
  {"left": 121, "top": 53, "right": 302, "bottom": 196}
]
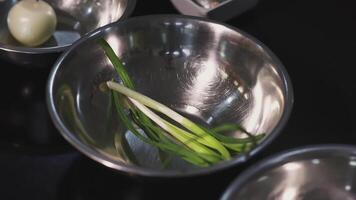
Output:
[{"left": 98, "top": 38, "right": 265, "bottom": 167}]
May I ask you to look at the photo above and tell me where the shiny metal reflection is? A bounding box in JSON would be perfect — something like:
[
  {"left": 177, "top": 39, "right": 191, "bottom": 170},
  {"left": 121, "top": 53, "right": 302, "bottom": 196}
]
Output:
[
  {"left": 194, "top": 0, "right": 227, "bottom": 9},
  {"left": 0, "top": 0, "right": 136, "bottom": 67},
  {"left": 171, "top": 0, "right": 259, "bottom": 21},
  {"left": 222, "top": 145, "right": 356, "bottom": 200},
  {"left": 47, "top": 15, "right": 293, "bottom": 177}
]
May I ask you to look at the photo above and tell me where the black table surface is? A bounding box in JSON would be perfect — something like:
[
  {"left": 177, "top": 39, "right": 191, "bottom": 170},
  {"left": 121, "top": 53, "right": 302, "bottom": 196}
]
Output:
[{"left": 1, "top": 0, "right": 356, "bottom": 199}]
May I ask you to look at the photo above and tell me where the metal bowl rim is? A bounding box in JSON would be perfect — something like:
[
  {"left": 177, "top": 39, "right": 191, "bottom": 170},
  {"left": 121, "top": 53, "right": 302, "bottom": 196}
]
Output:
[
  {"left": 0, "top": 0, "right": 136, "bottom": 54},
  {"left": 47, "top": 14, "right": 294, "bottom": 178},
  {"left": 220, "top": 144, "right": 356, "bottom": 200}
]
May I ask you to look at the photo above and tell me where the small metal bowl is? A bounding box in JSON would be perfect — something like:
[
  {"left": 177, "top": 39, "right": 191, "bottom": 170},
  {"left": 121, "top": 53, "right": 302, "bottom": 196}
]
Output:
[
  {"left": 0, "top": 0, "right": 136, "bottom": 67},
  {"left": 47, "top": 15, "right": 293, "bottom": 177},
  {"left": 222, "top": 145, "right": 356, "bottom": 200}
]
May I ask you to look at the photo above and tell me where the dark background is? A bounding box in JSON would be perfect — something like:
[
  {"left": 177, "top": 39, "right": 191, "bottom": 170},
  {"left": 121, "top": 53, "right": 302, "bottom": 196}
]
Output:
[{"left": 1, "top": 0, "right": 356, "bottom": 199}]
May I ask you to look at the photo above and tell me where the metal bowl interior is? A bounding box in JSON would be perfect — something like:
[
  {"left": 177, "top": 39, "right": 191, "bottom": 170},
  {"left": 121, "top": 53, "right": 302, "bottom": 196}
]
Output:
[
  {"left": 47, "top": 15, "right": 293, "bottom": 177},
  {"left": 222, "top": 145, "right": 356, "bottom": 200}
]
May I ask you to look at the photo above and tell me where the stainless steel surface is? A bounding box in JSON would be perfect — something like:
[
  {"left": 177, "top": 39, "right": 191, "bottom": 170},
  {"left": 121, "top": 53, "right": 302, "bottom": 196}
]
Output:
[
  {"left": 222, "top": 145, "right": 356, "bottom": 200},
  {"left": 170, "top": 0, "right": 259, "bottom": 21},
  {"left": 194, "top": 0, "right": 227, "bottom": 9},
  {"left": 47, "top": 15, "right": 293, "bottom": 177},
  {"left": 0, "top": 0, "right": 136, "bottom": 67}
]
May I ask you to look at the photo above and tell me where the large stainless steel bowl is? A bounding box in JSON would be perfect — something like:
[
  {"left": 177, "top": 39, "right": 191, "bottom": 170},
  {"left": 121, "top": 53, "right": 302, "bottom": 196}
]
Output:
[
  {"left": 47, "top": 15, "right": 293, "bottom": 177},
  {"left": 222, "top": 145, "right": 356, "bottom": 200},
  {"left": 0, "top": 0, "right": 136, "bottom": 67}
]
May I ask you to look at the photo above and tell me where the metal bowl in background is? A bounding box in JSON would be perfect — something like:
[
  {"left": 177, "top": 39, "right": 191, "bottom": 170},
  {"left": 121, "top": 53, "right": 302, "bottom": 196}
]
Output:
[
  {"left": 170, "top": 0, "right": 259, "bottom": 21},
  {"left": 47, "top": 15, "right": 293, "bottom": 177},
  {"left": 222, "top": 145, "right": 356, "bottom": 200},
  {"left": 0, "top": 0, "right": 136, "bottom": 67}
]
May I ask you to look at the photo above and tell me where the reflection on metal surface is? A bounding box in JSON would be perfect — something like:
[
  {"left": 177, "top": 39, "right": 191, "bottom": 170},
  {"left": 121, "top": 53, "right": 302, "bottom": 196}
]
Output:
[
  {"left": 106, "top": 34, "right": 121, "bottom": 55},
  {"left": 349, "top": 160, "right": 356, "bottom": 167},
  {"left": 223, "top": 146, "right": 356, "bottom": 200},
  {"left": 171, "top": 0, "right": 259, "bottom": 21},
  {"left": 48, "top": 16, "right": 292, "bottom": 176},
  {"left": 184, "top": 55, "right": 219, "bottom": 110},
  {"left": 257, "top": 175, "right": 269, "bottom": 183},
  {"left": 283, "top": 162, "right": 302, "bottom": 171},
  {"left": 280, "top": 187, "right": 298, "bottom": 200},
  {"left": 244, "top": 64, "right": 284, "bottom": 134},
  {"left": 268, "top": 162, "right": 306, "bottom": 200},
  {"left": 345, "top": 185, "right": 352, "bottom": 191},
  {"left": 56, "top": 85, "right": 94, "bottom": 145},
  {"left": 184, "top": 105, "right": 200, "bottom": 115},
  {"left": 311, "top": 159, "right": 320, "bottom": 164},
  {"left": 194, "top": 0, "right": 227, "bottom": 9}
]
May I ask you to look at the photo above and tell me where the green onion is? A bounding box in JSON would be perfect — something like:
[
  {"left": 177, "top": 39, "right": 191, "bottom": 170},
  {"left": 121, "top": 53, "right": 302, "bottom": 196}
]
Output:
[
  {"left": 106, "top": 81, "right": 230, "bottom": 160},
  {"left": 98, "top": 38, "right": 265, "bottom": 167}
]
